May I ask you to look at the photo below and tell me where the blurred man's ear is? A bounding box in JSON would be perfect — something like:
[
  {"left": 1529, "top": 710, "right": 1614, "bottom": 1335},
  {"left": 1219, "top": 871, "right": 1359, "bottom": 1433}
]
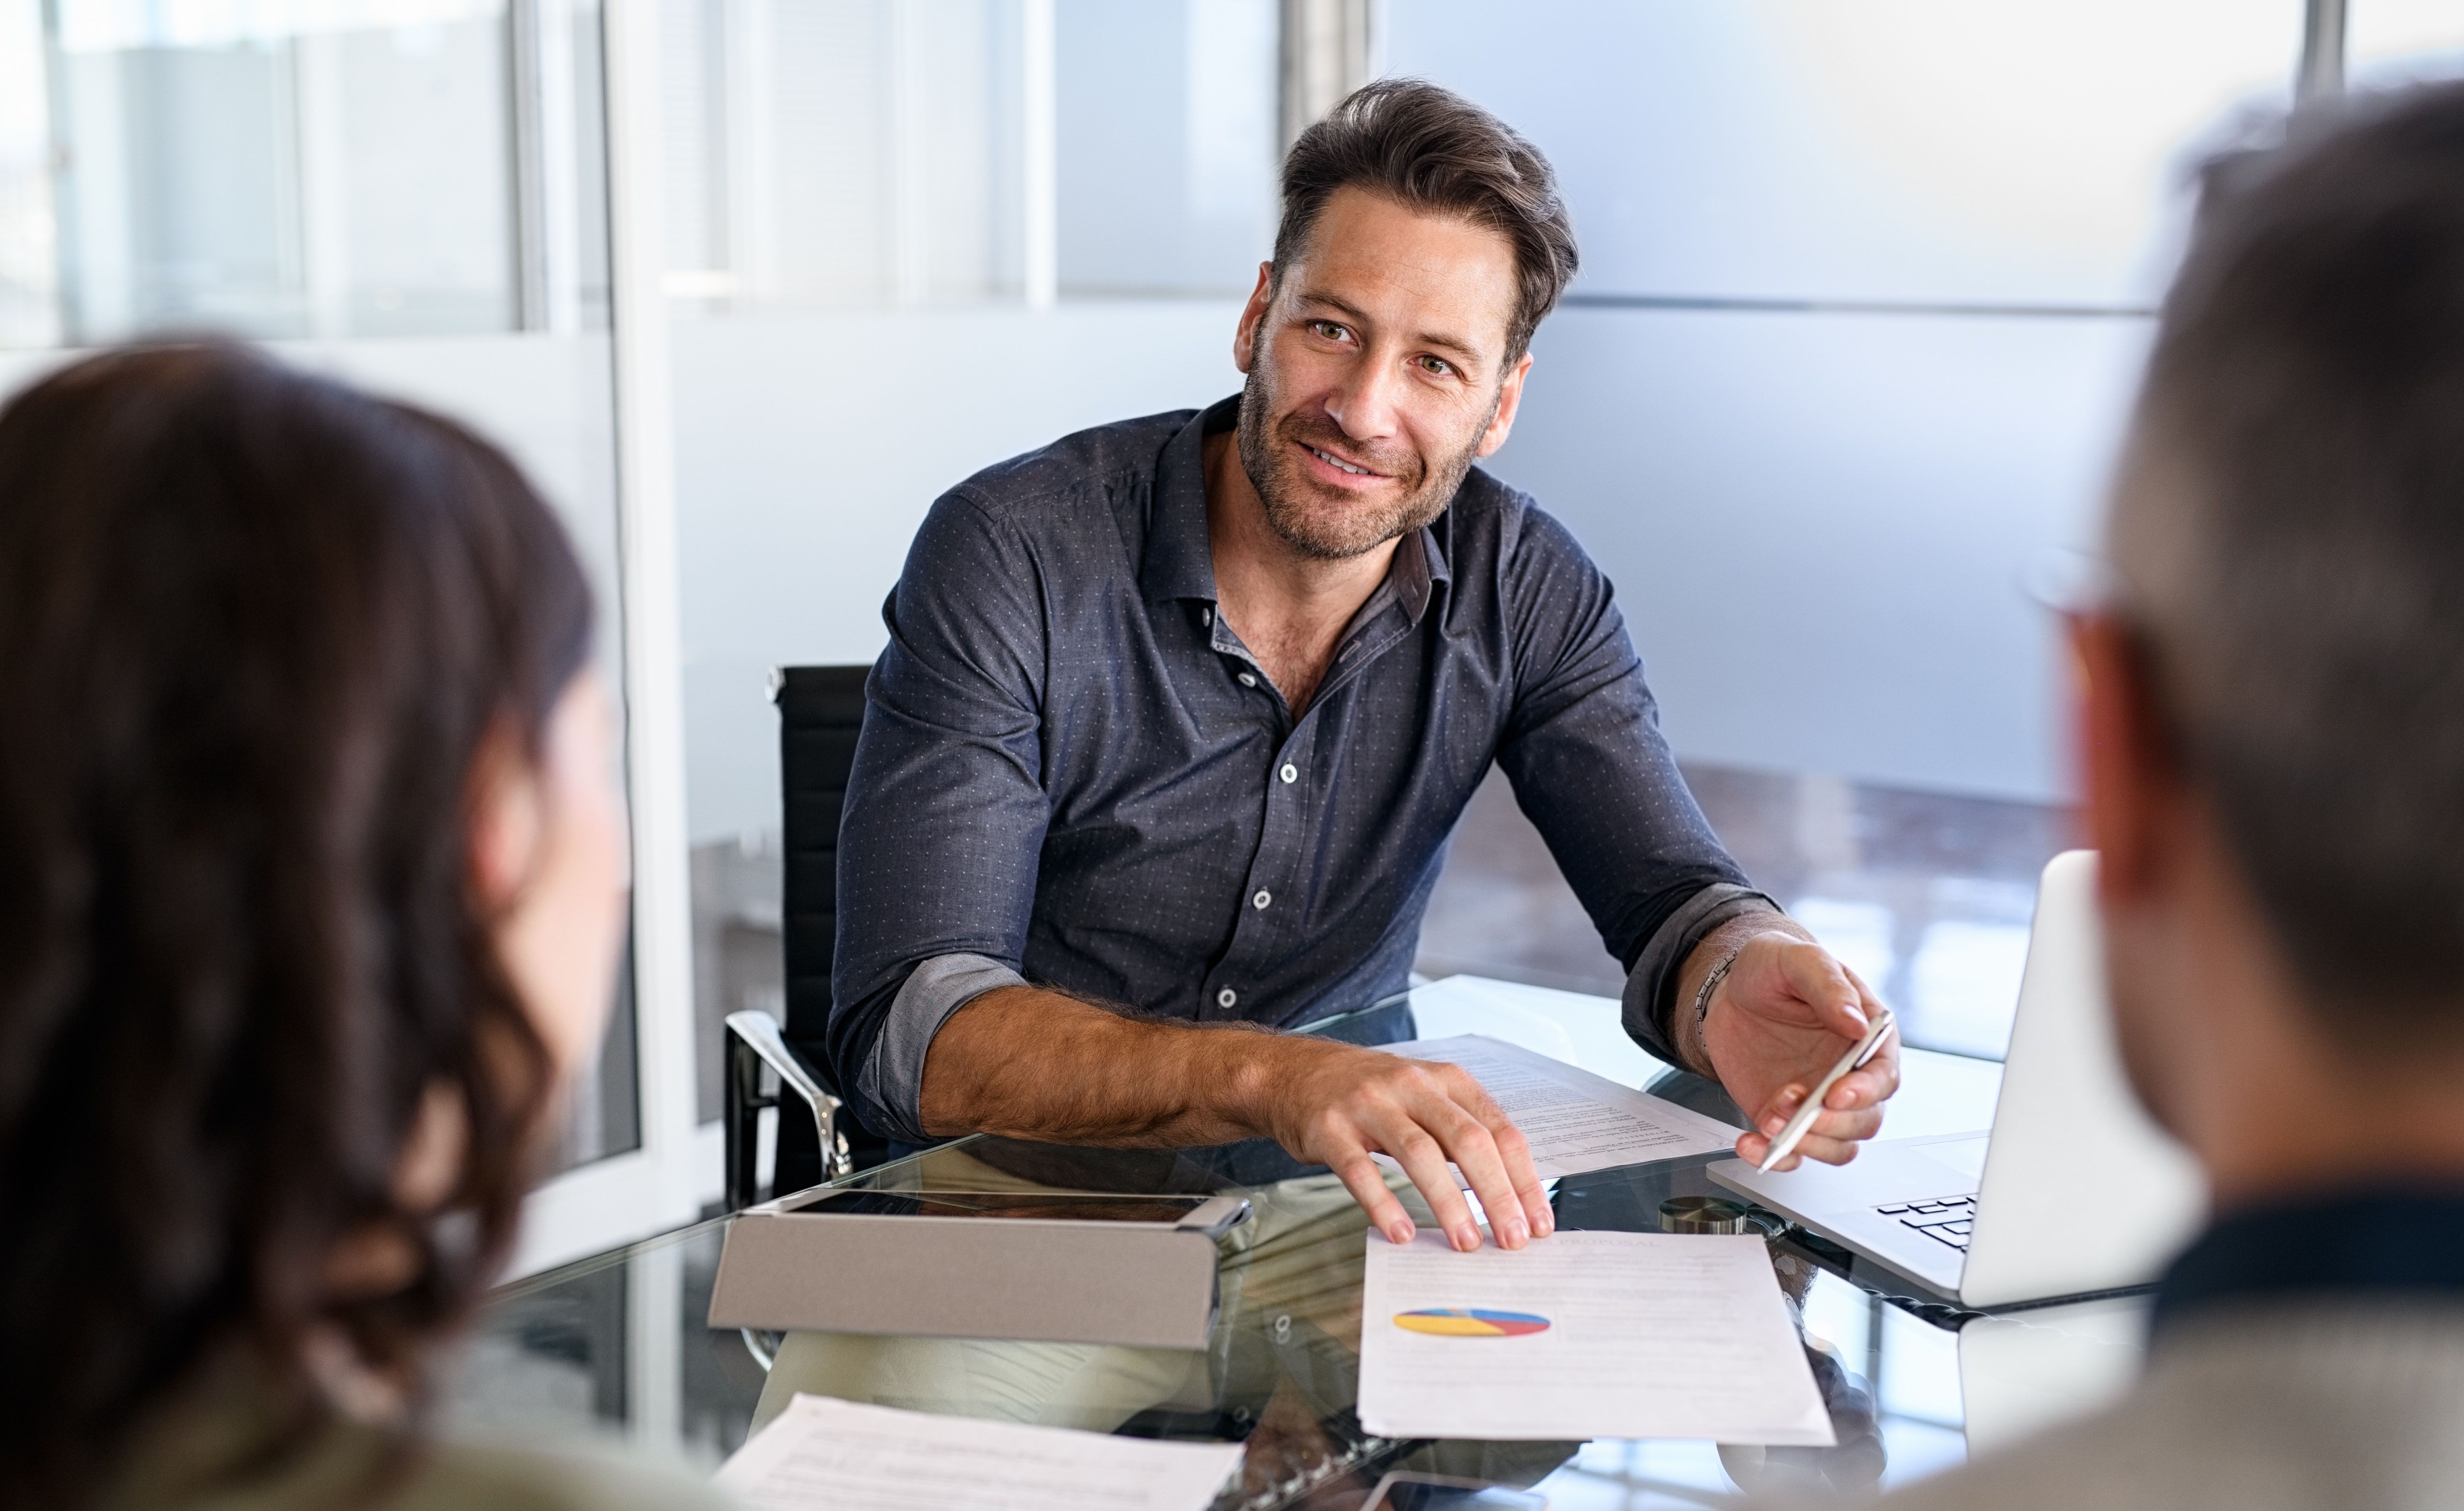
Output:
[
  {"left": 2072, "top": 611, "right": 2183, "bottom": 904},
  {"left": 2074, "top": 607, "right": 2210, "bottom": 1143}
]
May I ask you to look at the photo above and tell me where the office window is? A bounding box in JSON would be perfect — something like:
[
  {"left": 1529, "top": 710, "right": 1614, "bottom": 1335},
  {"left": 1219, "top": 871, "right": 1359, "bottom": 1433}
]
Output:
[
  {"left": 44, "top": 0, "right": 503, "bottom": 340},
  {"left": 662, "top": 0, "right": 1028, "bottom": 308},
  {"left": 658, "top": 0, "right": 1280, "bottom": 313},
  {"left": 10, "top": 0, "right": 611, "bottom": 347}
]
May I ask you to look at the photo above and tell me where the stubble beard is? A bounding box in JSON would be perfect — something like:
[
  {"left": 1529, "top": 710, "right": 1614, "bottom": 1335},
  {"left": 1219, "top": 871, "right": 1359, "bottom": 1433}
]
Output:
[{"left": 1234, "top": 364, "right": 1490, "bottom": 562}]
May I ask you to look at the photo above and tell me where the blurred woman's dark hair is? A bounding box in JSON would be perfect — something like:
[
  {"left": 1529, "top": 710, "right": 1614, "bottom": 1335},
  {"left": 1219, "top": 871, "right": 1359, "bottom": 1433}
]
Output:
[{"left": 0, "top": 343, "right": 596, "bottom": 1505}]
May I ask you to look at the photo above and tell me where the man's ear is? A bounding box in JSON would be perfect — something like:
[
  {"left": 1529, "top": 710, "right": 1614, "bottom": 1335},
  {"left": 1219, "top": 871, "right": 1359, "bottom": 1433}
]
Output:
[
  {"left": 468, "top": 727, "right": 544, "bottom": 911},
  {"left": 1475, "top": 351, "right": 1534, "bottom": 458},
  {"left": 2073, "top": 611, "right": 2181, "bottom": 904},
  {"left": 1232, "top": 262, "right": 1274, "bottom": 375}
]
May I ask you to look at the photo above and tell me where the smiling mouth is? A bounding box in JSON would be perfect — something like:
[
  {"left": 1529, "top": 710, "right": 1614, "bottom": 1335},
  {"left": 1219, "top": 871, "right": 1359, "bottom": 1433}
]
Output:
[{"left": 1304, "top": 442, "right": 1380, "bottom": 479}]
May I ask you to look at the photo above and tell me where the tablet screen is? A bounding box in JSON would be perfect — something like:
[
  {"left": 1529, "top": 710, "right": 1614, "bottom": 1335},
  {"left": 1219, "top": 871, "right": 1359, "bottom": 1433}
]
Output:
[{"left": 782, "top": 1190, "right": 1213, "bottom": 1224}]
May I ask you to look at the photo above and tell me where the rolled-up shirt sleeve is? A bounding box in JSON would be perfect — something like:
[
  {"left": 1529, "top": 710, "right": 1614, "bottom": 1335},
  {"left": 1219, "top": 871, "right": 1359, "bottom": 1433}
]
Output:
[
  {"left": 829, "top": 488, "right": 1052, "bottom": 1142},
  {"left": 1618, "top": 882, "right": 1782, "bottom": 1064},
  {"left": 852, "top": 952, "right": 1027, "bottom": 1139},
  {"left": 1488, "top": 503, "right": 1782, "bottom": 1064}
]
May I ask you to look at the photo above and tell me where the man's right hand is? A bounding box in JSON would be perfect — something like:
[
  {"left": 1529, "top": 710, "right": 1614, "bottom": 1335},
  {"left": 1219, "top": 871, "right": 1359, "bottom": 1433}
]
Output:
[
  {"left": 920, "top": 987, "right": 1553, "bottom": 1250},
  {"left": 1248, "top": 1036, "right": 1554, "bottom": 1252}
]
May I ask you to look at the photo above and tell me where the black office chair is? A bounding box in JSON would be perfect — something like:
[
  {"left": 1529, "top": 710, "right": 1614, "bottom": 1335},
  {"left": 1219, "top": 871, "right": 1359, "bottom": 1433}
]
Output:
[{"left": 719, "top": 663, "right": 893, "bottom": 1211}]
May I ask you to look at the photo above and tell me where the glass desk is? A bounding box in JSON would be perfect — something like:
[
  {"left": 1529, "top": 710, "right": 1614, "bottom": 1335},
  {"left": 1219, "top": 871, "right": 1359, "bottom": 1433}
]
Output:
[{"left": 446, "top": 979, "right": 2146, "bottom": 1508}]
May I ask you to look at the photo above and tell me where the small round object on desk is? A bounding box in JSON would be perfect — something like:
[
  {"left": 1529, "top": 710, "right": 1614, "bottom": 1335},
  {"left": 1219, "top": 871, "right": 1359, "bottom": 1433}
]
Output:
[{"left": 1658, "top": 1195, "right": 1751, "bottom": 1235}]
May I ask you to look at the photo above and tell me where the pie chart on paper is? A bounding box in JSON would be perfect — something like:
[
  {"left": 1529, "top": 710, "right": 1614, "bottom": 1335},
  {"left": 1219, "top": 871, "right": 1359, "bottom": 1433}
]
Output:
[{"left": 1392, "top": 1307, "right": 1551, "bottom": 1338}]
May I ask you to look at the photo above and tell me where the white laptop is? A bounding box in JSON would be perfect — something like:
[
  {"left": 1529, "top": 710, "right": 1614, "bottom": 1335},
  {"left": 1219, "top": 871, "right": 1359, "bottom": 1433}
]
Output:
[{"left": 1710, "top": 851, "right": 2207, "bottom": 1309}]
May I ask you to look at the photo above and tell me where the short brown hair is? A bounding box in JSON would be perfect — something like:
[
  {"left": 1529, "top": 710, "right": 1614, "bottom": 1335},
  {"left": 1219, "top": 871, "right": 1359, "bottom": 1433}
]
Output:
[{"left": 1273, "top": 78, "right": 1579, "bottom": 363}]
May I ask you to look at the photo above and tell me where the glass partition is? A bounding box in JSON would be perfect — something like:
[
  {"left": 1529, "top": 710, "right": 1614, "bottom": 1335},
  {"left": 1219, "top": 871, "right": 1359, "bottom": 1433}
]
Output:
[
  {"left": 1384, "top": 0, "right": 2304, "bottom": 309},
  {"left": 46, "top": 0, "right": 516, "bottom": 340},
  {"left": 1056, "top": 0, "right": 1278, "bottom": 296},
  {"left": 660, "top": 0, "right": 1033, "bottom": 311}
]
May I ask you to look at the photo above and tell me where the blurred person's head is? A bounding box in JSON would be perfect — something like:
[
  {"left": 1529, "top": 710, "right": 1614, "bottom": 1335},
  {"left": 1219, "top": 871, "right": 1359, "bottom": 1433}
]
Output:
[
  {"left": 1231, "top": 78, "right": 1579, "bottom": 560},
  {"left": 2079, "top": 82, "right": 2464, "bottom": 1205},
  {"left": 0, "top": 344, "right": 629, "bottom": 1504}
]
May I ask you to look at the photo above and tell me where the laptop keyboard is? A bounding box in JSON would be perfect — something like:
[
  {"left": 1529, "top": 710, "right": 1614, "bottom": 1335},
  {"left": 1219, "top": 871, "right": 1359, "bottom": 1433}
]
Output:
[{"left": 1874, "top": 1194, "right": 1977, "bottom": 1251}]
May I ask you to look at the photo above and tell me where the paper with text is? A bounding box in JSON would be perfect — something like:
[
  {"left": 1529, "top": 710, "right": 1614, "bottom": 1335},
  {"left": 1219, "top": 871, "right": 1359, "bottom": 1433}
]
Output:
[
  {"left": 1378, "top": 1034, "right": 1740, "bottom": 1178},
  {"left": 1357, "top": 1229, "right": 1834, "bottom": 1443},
  {"left": 715, "top": 1394, "right": 1246, "bottom": 1511}
]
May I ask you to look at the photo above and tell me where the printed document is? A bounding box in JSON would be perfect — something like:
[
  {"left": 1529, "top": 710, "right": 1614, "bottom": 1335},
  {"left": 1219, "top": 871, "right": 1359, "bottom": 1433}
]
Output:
[
  {"left": 1357, "top": 1228, "right": 1834, "bottom": 1443},
  {"left": 716, "top": 1394, "right": 1246, "bottom": 1511},
  {"left": 1378, "top": 1034, "right": 1740, "bottom": 1178}
]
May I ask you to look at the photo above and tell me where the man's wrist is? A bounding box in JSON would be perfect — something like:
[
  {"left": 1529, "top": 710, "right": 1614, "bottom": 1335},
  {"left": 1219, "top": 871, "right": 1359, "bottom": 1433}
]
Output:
[
  {"left": 1188, "top": 1019, "right": 1297, "bottom": 1140},
  {"left": 1675, "top": 924, "right": 1807, "bottom": 1081},
  {"left": 1635, "top": 887, "right": 1787, "bottom": 1068},
  {"left": 1681, "top": 942, "right": 1746, "bottom": 1079}
]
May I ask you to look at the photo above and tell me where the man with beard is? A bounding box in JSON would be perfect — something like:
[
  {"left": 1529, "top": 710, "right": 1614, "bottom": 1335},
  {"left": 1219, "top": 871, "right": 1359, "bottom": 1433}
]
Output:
[{"left": 822, "top": 80, "right": 1897, "bottom": 1248}]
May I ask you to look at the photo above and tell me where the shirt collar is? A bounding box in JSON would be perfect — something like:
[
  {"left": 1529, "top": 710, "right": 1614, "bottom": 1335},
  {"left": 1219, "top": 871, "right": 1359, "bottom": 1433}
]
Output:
[
  {"left": 2151, "top": 1186, "right": 2464, "bottom": 1338},
  {"left": 1397, "top": 498, "right": 1453, "bottom": 619},
  {"left": 1138, "top": 397, "right": 1237, "bottom": 604},
  {"left": 1139, "top": 393, "right": 1455, "bottom": 627}
]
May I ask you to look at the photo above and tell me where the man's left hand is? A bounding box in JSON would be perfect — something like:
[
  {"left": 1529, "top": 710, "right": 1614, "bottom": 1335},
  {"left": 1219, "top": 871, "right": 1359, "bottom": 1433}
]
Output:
[{"left": 1696, "top": 931, "right": 1900, "bottom": 1170}]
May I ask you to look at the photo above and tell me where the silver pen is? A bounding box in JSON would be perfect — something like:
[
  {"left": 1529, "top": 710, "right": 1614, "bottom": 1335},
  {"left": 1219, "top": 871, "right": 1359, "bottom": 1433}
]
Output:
[{"left": 1756, "top": 1007, "right": 1898, "bottom": 1172}]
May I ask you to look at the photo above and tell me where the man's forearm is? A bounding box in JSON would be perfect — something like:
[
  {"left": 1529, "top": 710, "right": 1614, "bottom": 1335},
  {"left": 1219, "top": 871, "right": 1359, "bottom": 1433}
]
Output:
[{"left": 916, "top": 985, "right": 1285, "bottom": 1145}]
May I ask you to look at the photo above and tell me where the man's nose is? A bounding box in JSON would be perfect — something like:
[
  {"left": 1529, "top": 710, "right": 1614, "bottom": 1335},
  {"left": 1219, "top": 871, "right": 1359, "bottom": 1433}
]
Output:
[{"left": 1323, "top": 352, "right": 1406, "bottom": 445}]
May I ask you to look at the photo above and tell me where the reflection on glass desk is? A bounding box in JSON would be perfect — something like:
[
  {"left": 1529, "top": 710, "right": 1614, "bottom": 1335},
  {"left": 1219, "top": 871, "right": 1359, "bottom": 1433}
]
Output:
[{"left": 447, "top": 978, "right": 2148, "bottom": 1508}]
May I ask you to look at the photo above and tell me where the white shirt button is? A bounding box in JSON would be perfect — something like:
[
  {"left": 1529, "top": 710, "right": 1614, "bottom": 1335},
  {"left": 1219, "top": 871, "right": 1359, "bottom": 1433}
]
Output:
[
  {"left": 1237, "top": 672, "right": 1257, "bottom": 688},
  {"left": 1253, "top": 889, "right": 1272, "bottom": 910},
  {"left": 1216, "top": 987, "right": 1238, "bottom": 1009},
  {"left": 1279, "top": 763, "right": 1298, "bottom": 784}
]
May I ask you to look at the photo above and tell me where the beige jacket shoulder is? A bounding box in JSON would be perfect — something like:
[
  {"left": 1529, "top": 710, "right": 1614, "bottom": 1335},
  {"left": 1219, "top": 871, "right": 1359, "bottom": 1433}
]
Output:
[
  {"left": 99, "top": 1370, "right": 737, "bottom": 1511},
  {"left": 1869, "top": 1305, "right": 2464, "bottom": 1511}
]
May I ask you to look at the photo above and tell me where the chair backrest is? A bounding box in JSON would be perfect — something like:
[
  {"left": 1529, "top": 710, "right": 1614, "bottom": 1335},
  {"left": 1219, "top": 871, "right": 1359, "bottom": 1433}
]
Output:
[{"left": 773, "top": 664, "right": 888, "bottom": 1172}]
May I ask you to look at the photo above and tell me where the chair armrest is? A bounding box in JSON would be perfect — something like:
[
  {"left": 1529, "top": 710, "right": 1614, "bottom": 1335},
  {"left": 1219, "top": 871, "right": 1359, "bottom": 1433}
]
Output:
[
  {"left": 727, "top": 1009, "right": 834, "bottom": 1116},
  {"left": 723, "top": 1010, "right": 852, "bottom": 1209}
]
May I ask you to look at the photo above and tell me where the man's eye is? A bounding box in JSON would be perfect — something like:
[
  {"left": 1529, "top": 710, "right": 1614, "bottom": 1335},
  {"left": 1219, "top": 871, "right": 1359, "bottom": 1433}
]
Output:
[
  {"left": 1311, "top": 321, "right": 1349, "bottom": 341},
  {"left": 1420, "top": 356, "right": 1456, "bottom": 377}
]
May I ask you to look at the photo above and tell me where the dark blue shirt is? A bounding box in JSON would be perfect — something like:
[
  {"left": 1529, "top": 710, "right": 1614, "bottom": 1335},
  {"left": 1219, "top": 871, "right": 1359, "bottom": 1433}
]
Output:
[
  {"left": 828, "top": 397, "right": 1770, "bottom": 1141},
  {"left": 2152, "top": 1187, "right": 2464, "bottom": 1337}
]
